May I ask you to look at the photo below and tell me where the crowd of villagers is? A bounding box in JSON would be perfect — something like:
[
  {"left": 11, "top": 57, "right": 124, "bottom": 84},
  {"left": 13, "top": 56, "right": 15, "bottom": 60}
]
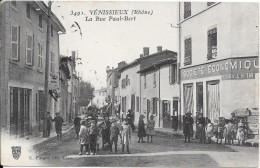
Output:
[
  {"left": 73, "top": 107, "right": 156, "bottom": 155},
  {"left": 183, "top": 111, "right": 247, "bottom": 146}
]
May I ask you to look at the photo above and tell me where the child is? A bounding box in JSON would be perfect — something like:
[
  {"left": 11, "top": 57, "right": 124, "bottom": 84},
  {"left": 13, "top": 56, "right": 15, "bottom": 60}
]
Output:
[
  {"left": 101, "top": 116, "right": 111, "bottom": 150},
  {"left": 146, "top": 115, "right": 155, "bottom": 143},
  {"left": 88, "top": 120, "right": 99, "bottom": 155},
  {"left": 121, "top": 119, "right": 131, "bottom": 154},
  {"left": 205, "top": 119, "right": 214, "bottom": 144},
  {"left": 110, "top": 119, "right": 120, "bottom": 154},
  {"left": 223, "top": 119, "right": 233, "bottom": 145},
  {"left": 236, "top": 119, "right": 247, "bottom": 146},
  {"left": 138, "top": 115, "right": 146, "bottom": 143},
  {"left": 78, "top": 120, "right": 89, "bottom": 155}
]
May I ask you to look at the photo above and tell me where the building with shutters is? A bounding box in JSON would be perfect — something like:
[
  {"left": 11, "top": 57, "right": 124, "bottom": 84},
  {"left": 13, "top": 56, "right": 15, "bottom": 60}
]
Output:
[
  {"left": 178, "top": 2, "right": 259, "bottom": 131},
  {"left": 0, "top": 1, "right": 65, "bottom": 137}
]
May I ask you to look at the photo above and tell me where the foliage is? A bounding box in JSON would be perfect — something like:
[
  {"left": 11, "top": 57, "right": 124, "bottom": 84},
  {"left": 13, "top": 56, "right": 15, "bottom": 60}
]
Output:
[{"left": 76, "top": 80, "right": 95, "bottom": 107}]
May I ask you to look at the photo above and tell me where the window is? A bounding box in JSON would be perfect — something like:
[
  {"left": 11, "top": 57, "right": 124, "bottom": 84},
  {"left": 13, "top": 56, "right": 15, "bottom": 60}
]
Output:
[
  {"left": 144, "top": 74, "right": 147, "bottom": 88},
  {"left": 121, "top": 79, "right": 126, "bottom": 89},
  {"left": 11, "top": 1, "right": 17, "bottom": 7},
  {"left": 153, "top": 72, "right": 156, "bottom": 87},
  {"left": 184, "top": 38, "right": 192, "bottom": 65},
  {"left": 169, "top": 64, "right": 177, "bottom": 84},
  {"left": 143, "top": 98, "right": 147, "bottom": 113},
  {"left": 38, "top": 41, "right": 43, "bottom": 69},
  {"left": 152, "top": 97, "right": 157, "bottom": 115},
  {"left": 26, "top": 3, "right": 31, "bottom": 19},
  {"left": 26, "top": 32, "right": 33, "bottom": 65},
  {"left": 39, "top": 14, "right": 43, "bottom": 28},
  {"left": 136, "top": 96, "right": 140, "bottom": 112},
  {"left": 207, "top": 2, "right": 215, "bottom": 6},
  {"left": 162, "top": 100, "right": 171, "bottom": 118},
  {"left": 11, "top": 24, "right": 19, "bottom": 60},
  {"left": 51, "top": 25, "right": 53, "bottom": 37},
  {"left": 50, "top": 51, "right": 54, "bottom": 72},
  {"left": 207, "top": 28, "right": 217, "bottom": 60},
  {"left": 126, "top": 75, "right": 128, "bottom": 86},
  {"left": 184, "top": 2, "right": 191, "bottom": 19}
]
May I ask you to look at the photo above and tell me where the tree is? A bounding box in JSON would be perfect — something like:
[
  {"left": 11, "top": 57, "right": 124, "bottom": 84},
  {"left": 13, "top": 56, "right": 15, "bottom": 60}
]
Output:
[{"left": 76, "top": 81, "right": 95, "bottom": 107}]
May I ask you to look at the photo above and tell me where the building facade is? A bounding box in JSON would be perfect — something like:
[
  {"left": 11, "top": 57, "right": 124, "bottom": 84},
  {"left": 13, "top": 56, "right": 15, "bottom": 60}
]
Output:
[
  {"left": 0, "top": 1, "right": 65, "bottom": 137},
  {"left": 138, "top": 48, "right": 179, "bottom": 128},
  {"left": 178, "top": 2, "right": 259, "bottom": 129},
  {"left": 92, "top": 87, "right": 107, "bottom": 109}
]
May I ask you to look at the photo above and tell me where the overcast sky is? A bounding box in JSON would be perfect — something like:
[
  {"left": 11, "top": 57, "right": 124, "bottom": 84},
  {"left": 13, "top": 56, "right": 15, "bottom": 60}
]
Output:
[{"left": 52, "top": 1, "right": 178, "bottom": 90}]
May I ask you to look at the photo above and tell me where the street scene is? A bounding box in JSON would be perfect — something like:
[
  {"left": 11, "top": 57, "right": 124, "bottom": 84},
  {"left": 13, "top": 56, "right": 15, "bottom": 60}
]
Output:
[{"left": 0, "top": 0, "right": 259, "bottom": 167}]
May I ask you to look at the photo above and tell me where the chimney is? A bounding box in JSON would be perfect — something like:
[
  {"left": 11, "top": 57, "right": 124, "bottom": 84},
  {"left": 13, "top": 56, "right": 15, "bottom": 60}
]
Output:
[
  {"left": 140, "top": 54, "right": 144, "bottom": 58},
  {"left": 143, "top": 47, "right": 149, "bottom": 56},
  {"left": 157, "top": 46, "right": 162, "bottom": 52},
  {"left": 71, "top": 51, "right": 76, "bottom": 61}
]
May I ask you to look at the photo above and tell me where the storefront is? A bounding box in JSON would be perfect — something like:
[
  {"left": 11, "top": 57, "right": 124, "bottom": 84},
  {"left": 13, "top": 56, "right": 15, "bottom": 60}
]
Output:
[{"left": 180, "top": 56, "right": 259, "bottom": 128}]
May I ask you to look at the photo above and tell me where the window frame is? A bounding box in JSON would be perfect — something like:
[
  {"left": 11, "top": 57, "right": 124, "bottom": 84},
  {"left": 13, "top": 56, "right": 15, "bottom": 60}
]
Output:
[
  {"left": 39, "top": 14, "right": 43, "bottom": 29},
  {"left": 144, "top": 74, "right": 147, "bottom": 89},
  {"left": 50, "top": 50, "right": 54, "bottom": 72},
  {"left": 26, "top": 3, "right": 31, "bottom": 20},
  {"left": 207, "top": 27, "right": 217, "bottom": 60},
  {"left": 169, "top": 64, "right": 177, "bottom": 84},
  {"left": 26, "top": 31, "right": 33, "bottom": 65},
  {"left": 184, "top": 2, "right": 191, "bottom": 19},
  {"left": 184, "top": 37, "right": 192, "bottom": 66},
  {"left": 37, "top": 41, "right": 43, "bottom": 69},
  {"left": 153, "top": 72, "right": 156, "bottom": 87},
  {"left": 11, "top": 23, "right": 19, "bottom": 60}
]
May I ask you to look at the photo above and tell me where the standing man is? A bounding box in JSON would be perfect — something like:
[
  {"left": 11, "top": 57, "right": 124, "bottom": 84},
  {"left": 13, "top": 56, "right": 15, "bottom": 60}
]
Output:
[
  {"left": 74, "top": 113, "right": 81, "bottom": 139},
  {"left": 45, "top": 112, "right": 52, "bottom": 137},
  {"left": 196, "top": 113, "right": 206, "bottom": 143},
  {"left": 183, "top": 111, "right": 194, "bottom": 143},
  {"left": 52, "top": 113, "right": 64, "bottom": 141}
]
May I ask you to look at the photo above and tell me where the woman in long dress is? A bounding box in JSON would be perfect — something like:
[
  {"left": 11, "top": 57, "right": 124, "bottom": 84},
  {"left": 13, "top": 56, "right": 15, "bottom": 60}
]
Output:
[{"left": 146, "top": 115, "right": 155, "bottom": 143}]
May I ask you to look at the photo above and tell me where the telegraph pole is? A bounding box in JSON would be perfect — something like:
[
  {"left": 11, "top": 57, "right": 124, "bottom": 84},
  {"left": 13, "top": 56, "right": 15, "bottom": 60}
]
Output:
[{"left": 43, "top": 1, "right": 52, "bottom": 137}]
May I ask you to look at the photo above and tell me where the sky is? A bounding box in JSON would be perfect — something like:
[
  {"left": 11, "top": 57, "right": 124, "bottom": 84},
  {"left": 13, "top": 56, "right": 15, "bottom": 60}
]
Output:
[{"left": 52, "top": 1, "right": 178, "bottom": 90}]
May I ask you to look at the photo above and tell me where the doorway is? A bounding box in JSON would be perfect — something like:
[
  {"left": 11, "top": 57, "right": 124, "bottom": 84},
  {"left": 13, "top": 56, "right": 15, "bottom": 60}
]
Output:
[{"left": 207, "top": 80, "right": 220, "bottom": 123}]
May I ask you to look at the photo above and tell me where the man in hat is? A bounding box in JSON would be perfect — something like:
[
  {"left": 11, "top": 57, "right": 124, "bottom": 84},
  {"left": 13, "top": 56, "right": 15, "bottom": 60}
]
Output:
[
  {"left": 52, "top": 112, "right": 64, "bottom": 141},
  {"left": 101, "top": 115, "right": 111, "bottom": 150},
  {"left": 183, "top": 111, "right": 194, "bottom": 143},
  {"left": 109, "top": 118, "right": 120, "bottom": 154},
  {"left": 74, "top": 113, "right": 81, "bottom": 139},
  {"left": 45, "top": 112, "right": 52, "bottom": 137}
]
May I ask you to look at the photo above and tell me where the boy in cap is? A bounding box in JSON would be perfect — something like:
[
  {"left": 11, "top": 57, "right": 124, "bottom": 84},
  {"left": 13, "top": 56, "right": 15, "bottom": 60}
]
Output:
[
  {"left": 88, "top": 119, "right": 99, "bottom": 155},
  {"left": 52, "top": 112, "right": 64, "bottom": 141},
  {"left": 109, "top": 118, "right": 120, "bottom": 154}
]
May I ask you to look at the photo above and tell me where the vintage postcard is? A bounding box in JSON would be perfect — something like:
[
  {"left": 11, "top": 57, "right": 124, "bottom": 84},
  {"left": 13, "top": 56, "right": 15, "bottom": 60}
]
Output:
[{"left": 0, "top": 0, "right": 259, "bottom": 167}]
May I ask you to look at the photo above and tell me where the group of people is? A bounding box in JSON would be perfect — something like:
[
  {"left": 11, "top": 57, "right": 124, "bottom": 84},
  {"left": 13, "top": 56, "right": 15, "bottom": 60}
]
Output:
[
  {"left": 73, "top": 109, "right": 156, "bottom": 156},
  {"left": 44, "top": 112, "right": 64, "bottom": 140},
  {"left": 183, "top": 111, "right": 247, "bottom": 146}
]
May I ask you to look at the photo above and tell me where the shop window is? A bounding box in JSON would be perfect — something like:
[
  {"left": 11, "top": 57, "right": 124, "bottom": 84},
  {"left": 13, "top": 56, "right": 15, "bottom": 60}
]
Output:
[
  {"left": 184, "top": 38, "right": 192, "bottom": 66},
  {"left": 184, "top": 2, "right": 191, "bottom": 19},
  {"left": 26, "top": 32, "right": 33, "bottom": 65},
  {"left": 26, "top": 3, "right": 31, "bottom": 20},
  {"left": 11, "top": 24, "right": 20, "bottom": 60},
  {"left": 169, "top": 64, "right": 177, "bottom": 84},
  {"left": 184, "top": 84, "right": 194, "bottom": 114},
  {"left": 207, "top": 27, "right": 217, "bottom": 60}
]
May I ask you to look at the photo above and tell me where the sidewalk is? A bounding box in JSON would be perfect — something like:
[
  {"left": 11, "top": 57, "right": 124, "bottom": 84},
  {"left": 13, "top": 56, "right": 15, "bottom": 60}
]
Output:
[
  {"left": 154, "top": 127, "right": 259, "bottom": 147},
  {"left": 31, "top": 122, "right": 74, "bottom": 147}
]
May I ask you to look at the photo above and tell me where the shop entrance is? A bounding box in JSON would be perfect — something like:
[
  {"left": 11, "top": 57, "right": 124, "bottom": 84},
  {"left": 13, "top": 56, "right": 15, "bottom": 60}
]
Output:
[
  {"left": 196, "top": 82, "right": 203, "bottom": 113},
  {"left": 207, "top": 81, "right": 220, "bottom": 123},
  {"left": 10, "top": 87, "right": 31, "bottom": 137},
  {"left": 183, "top": 84, "right": 194, "bottom": 115},
  {"left": 162, "top": 100, "right": 171, "bottom": 128}
]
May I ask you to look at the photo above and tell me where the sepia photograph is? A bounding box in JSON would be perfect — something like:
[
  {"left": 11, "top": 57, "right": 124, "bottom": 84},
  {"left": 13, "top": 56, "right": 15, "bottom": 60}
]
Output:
[{"left": 0, "top": 0, "right": 259, "bottom": 167}]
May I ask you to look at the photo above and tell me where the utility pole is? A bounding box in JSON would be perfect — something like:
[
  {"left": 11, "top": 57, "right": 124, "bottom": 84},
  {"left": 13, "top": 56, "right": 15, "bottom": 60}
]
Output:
[{"left": 43, "top": 1, "right": 52, "bottom": 137}]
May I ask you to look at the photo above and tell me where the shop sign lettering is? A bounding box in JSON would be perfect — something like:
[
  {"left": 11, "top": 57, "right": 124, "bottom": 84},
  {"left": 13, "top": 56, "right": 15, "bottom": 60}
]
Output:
[{"left": 181, "top": 57, "right": 259, "bottom": 80}]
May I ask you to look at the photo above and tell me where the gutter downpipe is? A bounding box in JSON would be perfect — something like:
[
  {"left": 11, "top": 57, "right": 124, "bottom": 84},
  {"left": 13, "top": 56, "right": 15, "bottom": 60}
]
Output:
[{"left": 178, "top": 2, "right": 182, "bottom": 130}]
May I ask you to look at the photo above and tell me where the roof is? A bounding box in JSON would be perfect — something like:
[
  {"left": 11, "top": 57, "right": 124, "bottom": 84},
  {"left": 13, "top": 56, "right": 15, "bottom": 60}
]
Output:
[
  {"left": 34, "top": 1, "right": 66, "bottom": 33},
  {"left": 137, "top": 58, "right": 177, "bottom": 74},
  {"left": 118, "top": 50, "right": 177, "bottom": 74}
]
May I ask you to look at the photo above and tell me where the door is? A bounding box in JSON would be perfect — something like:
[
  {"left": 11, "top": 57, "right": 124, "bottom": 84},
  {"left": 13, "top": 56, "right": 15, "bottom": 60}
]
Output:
[{"left": 162, "top": 100, "right": 171, "bottom": 128}]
